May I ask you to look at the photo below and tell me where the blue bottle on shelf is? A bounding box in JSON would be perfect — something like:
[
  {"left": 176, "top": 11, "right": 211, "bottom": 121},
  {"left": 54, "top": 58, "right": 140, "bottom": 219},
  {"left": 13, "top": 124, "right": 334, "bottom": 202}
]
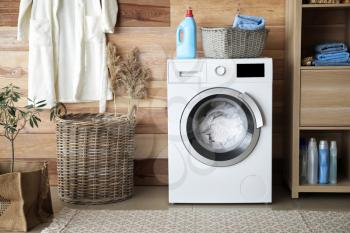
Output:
[
  {"left": 176, "top": 7, "right": 197, "bottom": 59},
  {"left": 319, "top": 140, "right": 330, "bottom": 184}
]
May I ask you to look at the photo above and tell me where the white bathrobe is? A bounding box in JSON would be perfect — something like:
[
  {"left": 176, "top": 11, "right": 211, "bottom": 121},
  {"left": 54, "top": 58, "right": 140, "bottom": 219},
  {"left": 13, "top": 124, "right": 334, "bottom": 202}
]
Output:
[{"left": 17, "top": 0, "right": 118, "bottom": 112}]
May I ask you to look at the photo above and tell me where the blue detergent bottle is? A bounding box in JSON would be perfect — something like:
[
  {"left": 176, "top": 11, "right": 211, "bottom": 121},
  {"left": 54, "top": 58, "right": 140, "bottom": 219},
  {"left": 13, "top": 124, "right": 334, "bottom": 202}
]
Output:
[
  {"left": 176, "top": 8, "right": 197, "bottom": 59},
  {"left": 319, "top": 140, "right": 330, "bottom": 184}
]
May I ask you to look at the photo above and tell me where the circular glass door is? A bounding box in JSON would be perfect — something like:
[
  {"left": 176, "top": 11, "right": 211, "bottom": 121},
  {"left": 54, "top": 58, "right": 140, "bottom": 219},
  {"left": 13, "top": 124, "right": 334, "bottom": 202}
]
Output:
[{"left": 180, "top": 88, "right": 263, "bottom": 167}]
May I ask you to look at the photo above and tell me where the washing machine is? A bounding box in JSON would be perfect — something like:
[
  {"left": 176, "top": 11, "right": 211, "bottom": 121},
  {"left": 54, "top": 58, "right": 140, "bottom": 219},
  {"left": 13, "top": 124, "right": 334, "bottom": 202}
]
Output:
[{"left": 167, "top": 58, "right": 272, "bottom": 203}]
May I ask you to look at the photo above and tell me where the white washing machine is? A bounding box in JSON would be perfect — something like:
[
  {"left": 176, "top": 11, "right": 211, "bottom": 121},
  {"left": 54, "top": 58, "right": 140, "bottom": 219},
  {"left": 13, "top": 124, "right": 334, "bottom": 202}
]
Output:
[{"left": 167, "top": 58, "right": 272, "bottom": 203}]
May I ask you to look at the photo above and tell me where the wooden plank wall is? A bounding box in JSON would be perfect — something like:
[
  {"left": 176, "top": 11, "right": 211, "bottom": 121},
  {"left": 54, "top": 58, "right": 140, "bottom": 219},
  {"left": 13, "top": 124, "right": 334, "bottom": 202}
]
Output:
[{"left": 0, "top": 0, "right": 286, "bottom": 185}]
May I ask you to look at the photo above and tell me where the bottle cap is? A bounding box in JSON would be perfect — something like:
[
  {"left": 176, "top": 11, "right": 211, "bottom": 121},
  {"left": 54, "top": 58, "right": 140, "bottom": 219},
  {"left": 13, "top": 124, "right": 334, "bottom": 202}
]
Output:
[
  {"left": 319, "top": 140, "right": 328, "bottom": 149},
  {"left": 330, "top": 141, "right": 337, "bottom": 148},
  {"left": 186, "top": 7, "right": 193, "bottom": 17}
]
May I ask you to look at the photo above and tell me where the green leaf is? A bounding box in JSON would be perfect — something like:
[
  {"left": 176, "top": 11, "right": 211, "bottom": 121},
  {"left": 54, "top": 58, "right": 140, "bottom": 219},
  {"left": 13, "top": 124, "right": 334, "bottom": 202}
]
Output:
[
  {"left": 33, "top": 117, "right": 38, "bottom": 127},
  {"left": 19, "top": 110, "right": 25, "bottom": 115},
  {"left": 37, "top": 100, "right": 46, "bottom": 104},
  {"left": 34, "top": 116, "right": 41, "bottom": 122},
  {"left": 8, "top": 107, "right": 16, "bottom": 117}
]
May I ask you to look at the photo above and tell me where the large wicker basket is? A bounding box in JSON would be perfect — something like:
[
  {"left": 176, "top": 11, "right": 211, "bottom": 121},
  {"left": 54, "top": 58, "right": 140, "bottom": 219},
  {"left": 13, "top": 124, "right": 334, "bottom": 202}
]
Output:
[
  {"left": 56, "top": 109, "right": 136, "bottom": 204},
  {"left": 201, "top": 27, "right": 268, "bottom": 59}
]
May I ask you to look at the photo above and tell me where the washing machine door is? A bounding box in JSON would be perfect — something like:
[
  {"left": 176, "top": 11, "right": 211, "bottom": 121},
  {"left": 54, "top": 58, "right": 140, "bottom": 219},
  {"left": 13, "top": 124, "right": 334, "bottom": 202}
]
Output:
[{"left": 180, "top": 87, "right": 264, "bottom": 167}]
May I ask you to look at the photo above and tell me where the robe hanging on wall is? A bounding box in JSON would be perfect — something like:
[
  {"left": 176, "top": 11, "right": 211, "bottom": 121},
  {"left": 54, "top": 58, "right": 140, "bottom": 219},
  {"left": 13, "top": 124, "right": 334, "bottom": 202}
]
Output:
[{"left": 17, "top": 0, "right": 118, "bottom": 113}]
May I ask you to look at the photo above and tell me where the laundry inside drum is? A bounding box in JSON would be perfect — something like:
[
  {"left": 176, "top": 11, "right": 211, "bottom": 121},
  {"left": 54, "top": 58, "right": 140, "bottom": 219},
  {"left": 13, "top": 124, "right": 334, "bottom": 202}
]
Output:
[{"left": 192, "top": 97, "right": 249, "bottom": 153}]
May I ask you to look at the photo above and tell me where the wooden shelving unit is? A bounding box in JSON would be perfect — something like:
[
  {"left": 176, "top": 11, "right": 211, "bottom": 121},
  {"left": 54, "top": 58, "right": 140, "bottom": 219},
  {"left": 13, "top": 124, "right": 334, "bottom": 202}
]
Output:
[
  {"left": 302, "top": 3, "right": 350, "bottom": 8},
  {"left": 300, "top": 127, "right": 350, "bottom": 130},
  {"left": 299, "top": 180, "right": 350, "bottom": 193},
  {"left": 300, "top": 66, "right": 350, "bottom": 70},
  {"left": 286, "top": 0, "right": 350, "bottom": 198}
]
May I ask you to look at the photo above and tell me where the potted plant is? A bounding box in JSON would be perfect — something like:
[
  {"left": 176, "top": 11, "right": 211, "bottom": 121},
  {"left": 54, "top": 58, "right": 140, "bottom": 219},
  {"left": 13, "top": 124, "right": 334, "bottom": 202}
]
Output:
[{"left": 0, "top": 84, "right": 53, "bottom": 232}]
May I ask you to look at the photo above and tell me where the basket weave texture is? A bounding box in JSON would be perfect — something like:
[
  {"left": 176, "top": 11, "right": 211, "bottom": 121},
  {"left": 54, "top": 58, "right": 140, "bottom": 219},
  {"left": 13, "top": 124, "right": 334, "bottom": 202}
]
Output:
[
  {"left": 56, "top": 112, "right": 136, "bottom": 204},
  {"left": 201, "top": 27, "right": 268, "bottom": 59}
]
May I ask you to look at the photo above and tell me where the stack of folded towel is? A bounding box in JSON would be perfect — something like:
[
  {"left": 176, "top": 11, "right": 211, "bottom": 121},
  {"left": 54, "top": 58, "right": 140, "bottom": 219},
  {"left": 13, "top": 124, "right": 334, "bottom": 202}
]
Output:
[
  {"left": 233, "top": 14, "right": 265, "bottom": 30},
  {"left": 313, "top": 43, "right": 350, "bottom": 66}
]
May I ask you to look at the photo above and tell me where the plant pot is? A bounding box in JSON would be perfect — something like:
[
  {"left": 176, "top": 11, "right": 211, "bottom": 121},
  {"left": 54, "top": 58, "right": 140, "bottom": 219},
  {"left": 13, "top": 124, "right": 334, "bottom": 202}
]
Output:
[{"left": 0, "top": 161, "right": 53, "bottom": 232}]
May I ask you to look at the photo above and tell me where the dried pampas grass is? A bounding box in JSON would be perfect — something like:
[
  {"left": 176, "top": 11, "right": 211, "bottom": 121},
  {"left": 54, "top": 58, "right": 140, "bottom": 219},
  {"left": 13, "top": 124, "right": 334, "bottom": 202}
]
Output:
[
  {"left": 122, "top": 48, "right": 151, "bottom": 99},
  {"left": 107, "top": 43, "right": 123, "bottom": 93},
  {"left": 107, "top": 43, "right": 151, "bottom": 115}
]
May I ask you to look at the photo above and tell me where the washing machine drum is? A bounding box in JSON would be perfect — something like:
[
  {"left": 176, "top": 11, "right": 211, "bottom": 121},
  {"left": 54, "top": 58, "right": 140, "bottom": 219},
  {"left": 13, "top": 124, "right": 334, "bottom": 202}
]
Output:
[{"left": 180, "top": 88, "right": 264, "bottom": 167}]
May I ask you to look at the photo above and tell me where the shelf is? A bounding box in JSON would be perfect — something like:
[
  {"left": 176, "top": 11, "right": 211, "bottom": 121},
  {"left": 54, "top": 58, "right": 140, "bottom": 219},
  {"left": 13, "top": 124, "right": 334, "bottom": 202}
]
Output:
[
  {"left": 300, "top": 126, "right": 350, "bottom": 130},
  {"left": 287, "top": 0, "right": 350, "bottom": 198},
  {"left": 302, "top": 3, "right": 350, "bottom": 8},
  {"left": 301, "top": 66, "right": 350, "bottom": 70},
  {"left": 303, "top": 24, "right": 346, "bottom": 28},
  {"left": 299, "top": 180, "right": 350, "bottom": 193}
]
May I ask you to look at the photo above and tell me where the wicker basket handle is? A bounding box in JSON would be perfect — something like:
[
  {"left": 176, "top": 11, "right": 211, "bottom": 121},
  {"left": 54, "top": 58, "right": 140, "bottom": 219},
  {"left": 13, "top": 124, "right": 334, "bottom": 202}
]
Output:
[{"left": 128, "top": 105, "right": 137, "bottom": 119}]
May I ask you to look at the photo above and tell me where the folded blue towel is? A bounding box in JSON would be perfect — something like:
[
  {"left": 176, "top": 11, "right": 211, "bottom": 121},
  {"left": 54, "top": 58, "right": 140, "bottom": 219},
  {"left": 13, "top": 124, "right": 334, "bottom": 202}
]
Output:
[
  {"left": 233, "top": 14, "right": 265, "bottom": 30},
  {"left": 315, "top": 43, "right": 348, "bottom": 54},
  {"left": 313, "top": 60, "right": 350, "bottom": 66},
  {"left": 315, "top": 52, "right": 350, "bottom": 62}
]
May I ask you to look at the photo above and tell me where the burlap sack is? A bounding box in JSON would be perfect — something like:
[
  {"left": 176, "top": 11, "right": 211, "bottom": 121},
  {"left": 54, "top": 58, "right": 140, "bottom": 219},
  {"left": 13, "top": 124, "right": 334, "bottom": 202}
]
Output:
[{"left": 0, "top": 161, "right": 53, "bottom": 232}]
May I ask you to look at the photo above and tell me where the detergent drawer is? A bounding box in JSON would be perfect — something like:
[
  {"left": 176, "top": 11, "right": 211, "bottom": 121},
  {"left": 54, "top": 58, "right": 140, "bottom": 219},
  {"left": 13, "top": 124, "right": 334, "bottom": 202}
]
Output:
[
  {"left": 168, "top": 60, "right": 206, "bottom": 83},
  {"left": 300, "top": 69, "right": 350, "bottom": 127}
]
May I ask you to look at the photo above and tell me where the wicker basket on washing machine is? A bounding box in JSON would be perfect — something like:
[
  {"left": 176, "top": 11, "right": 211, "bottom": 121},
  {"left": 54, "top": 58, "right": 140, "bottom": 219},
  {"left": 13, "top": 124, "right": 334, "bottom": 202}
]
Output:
[{"left": 201, "top": 27, "right": 268, "bottom": 59}]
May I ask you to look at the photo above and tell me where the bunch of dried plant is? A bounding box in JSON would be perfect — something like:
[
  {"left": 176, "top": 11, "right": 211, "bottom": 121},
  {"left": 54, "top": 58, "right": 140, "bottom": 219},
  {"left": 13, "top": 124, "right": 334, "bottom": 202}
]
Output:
[
  {"left": 107, "top": 43, "right": 123, "bottom": 115},
  {"left": 121, "top": 48, "right": 151, "bottom": 99},
  {"left": 107, "top": 43, "right": 151, "bottom": 115}
]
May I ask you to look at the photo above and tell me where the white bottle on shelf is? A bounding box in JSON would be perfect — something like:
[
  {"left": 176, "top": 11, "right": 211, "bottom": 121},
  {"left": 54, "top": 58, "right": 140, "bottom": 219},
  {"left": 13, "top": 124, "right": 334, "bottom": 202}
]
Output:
[
  {"left": 307, "top": 138, "right": 318, "bottom": 185},
  {"left": 329, "top": 141, "right": 337, "bottom": 184}
]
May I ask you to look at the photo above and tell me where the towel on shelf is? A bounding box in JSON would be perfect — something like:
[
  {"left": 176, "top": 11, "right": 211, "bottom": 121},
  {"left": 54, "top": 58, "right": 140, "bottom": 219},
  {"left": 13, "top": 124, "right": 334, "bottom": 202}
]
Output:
[
  {"left": 233, "top": 14, "right": 265, "bottom": 30},
  {"left": 315, "top": 43, "right": 348, "bottom": 54},
  {"left": 313, "top": 60, "right": 350, "bottom": 66},
  {"left": 314, "top": 52, "right": 350, "bottom": 63}
]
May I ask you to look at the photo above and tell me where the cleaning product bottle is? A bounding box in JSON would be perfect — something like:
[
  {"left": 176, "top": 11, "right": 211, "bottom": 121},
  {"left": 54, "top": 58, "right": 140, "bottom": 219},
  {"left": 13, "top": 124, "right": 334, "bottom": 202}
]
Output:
[
  {"left": 329, "top": 141, "right": 337, "bottom": 184},
  {"left": 300, "top": 138, "right": 308, "bottom": 184},
  {"left": 176, "top": 7, "right": 197, "bottom": 59},
  {"left": 307, "top": 138, "right": 318, "bottom": 184},
  {"left": 319, "top": 140, "right": 330, "bottom": 184}
]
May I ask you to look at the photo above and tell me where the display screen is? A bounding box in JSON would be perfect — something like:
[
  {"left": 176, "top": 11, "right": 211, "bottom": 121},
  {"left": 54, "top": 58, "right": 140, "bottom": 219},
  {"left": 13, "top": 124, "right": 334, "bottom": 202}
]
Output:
[{"left": 237, "top": 64, "right": 265, "bottom": 78}]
